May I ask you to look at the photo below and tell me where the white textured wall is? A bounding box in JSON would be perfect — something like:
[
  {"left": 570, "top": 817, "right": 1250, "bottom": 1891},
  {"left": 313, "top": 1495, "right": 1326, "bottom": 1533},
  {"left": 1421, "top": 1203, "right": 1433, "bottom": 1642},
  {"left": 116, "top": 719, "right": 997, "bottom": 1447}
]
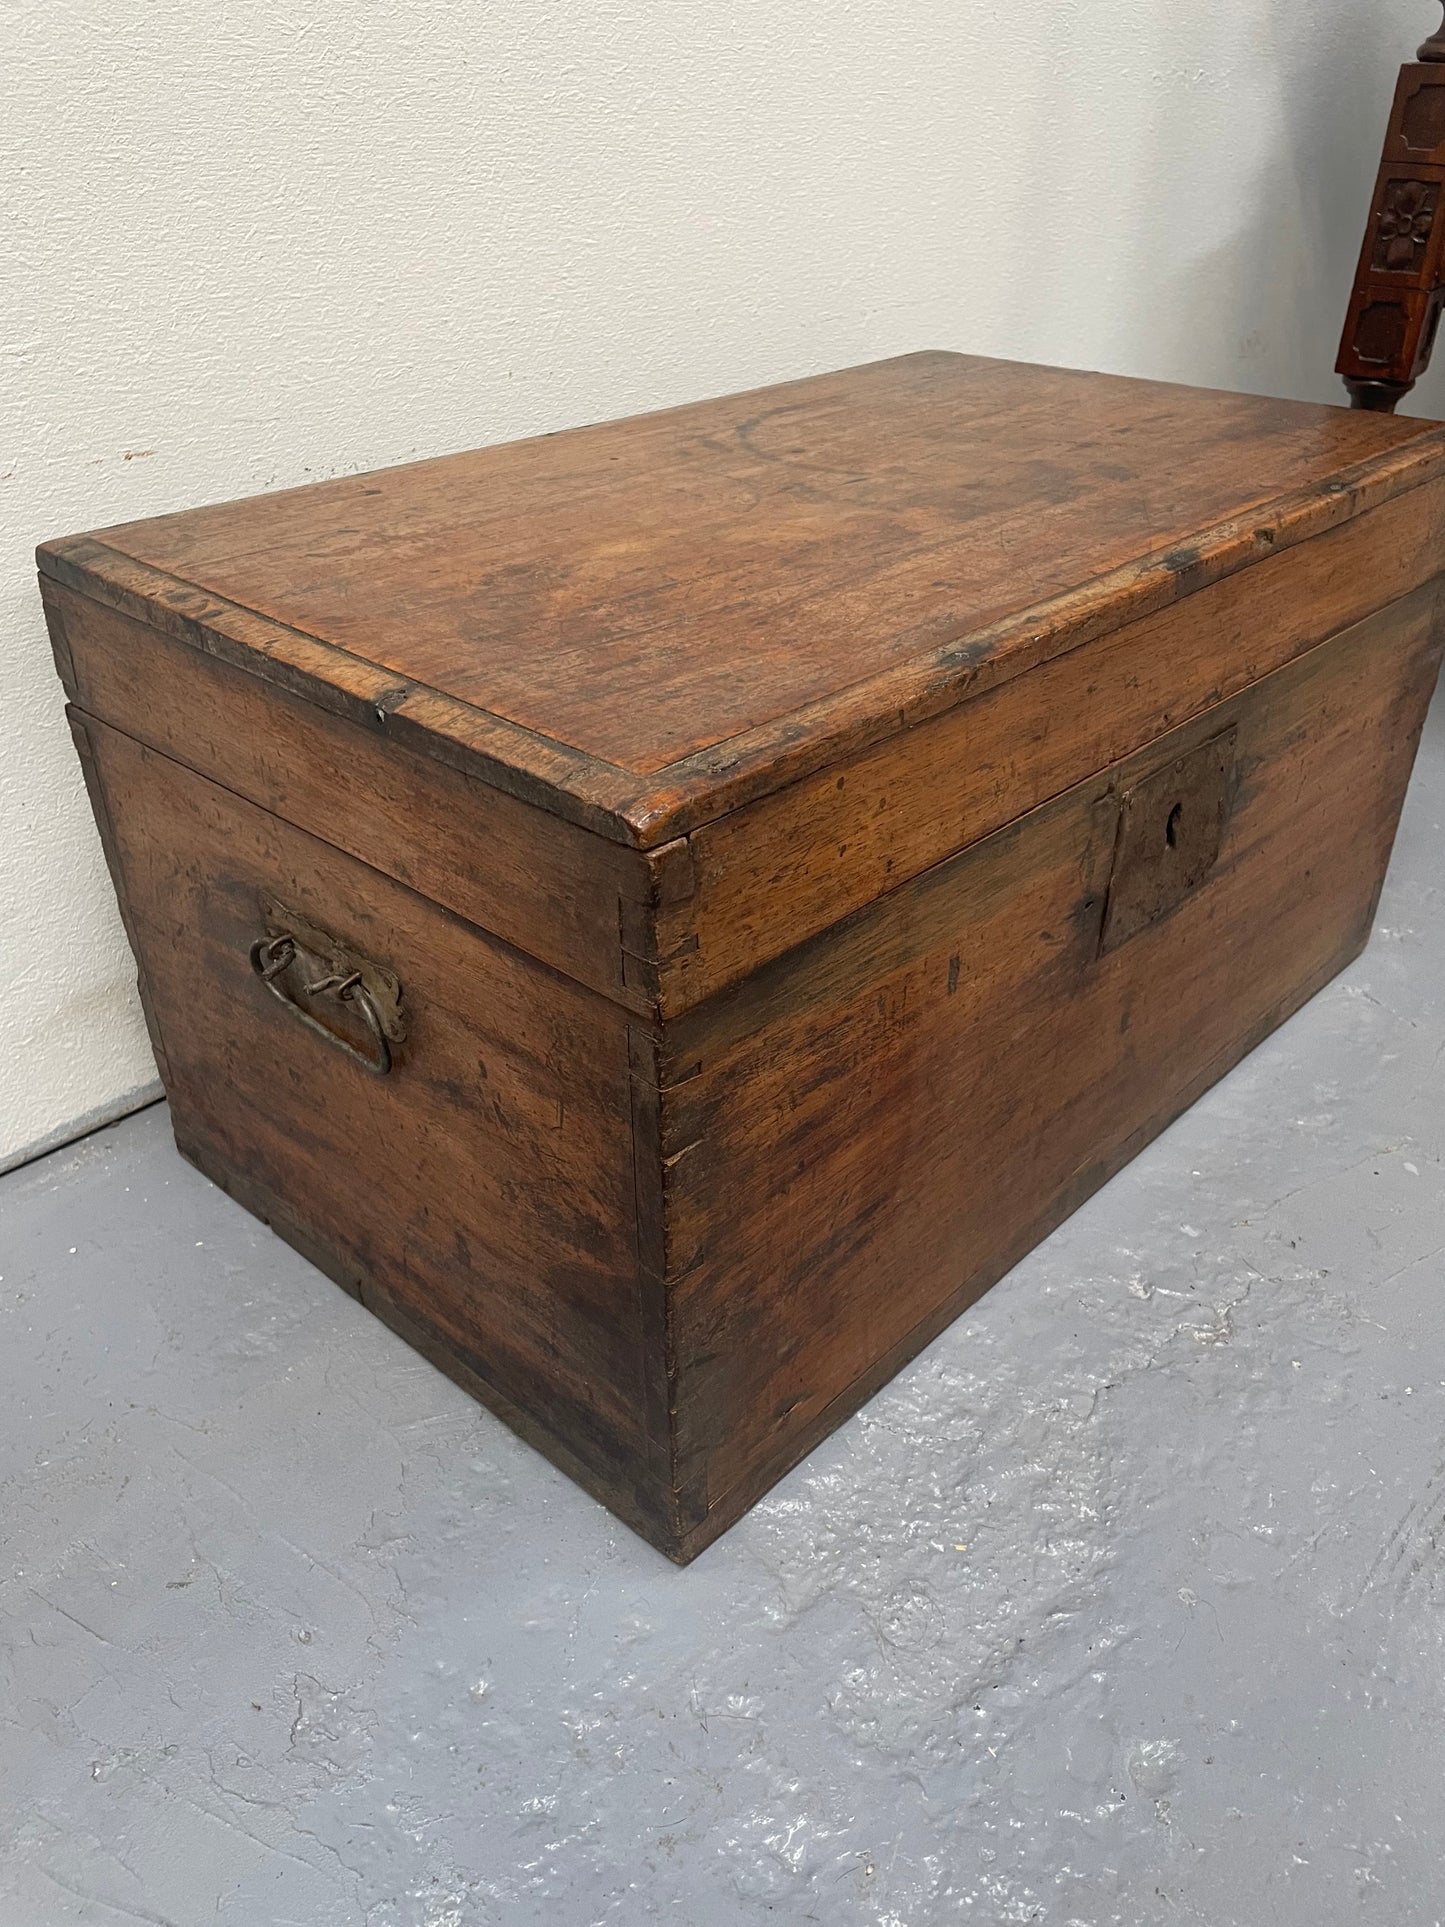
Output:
[{"left": 3, "top": 0, "right": 1441, "bottom": 1170}]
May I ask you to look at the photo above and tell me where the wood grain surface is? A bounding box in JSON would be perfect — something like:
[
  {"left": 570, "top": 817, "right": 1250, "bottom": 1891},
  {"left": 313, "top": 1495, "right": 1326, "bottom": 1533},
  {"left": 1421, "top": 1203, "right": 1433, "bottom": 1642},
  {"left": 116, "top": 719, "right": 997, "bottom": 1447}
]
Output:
[
  {"left": 39, "top": 352, "right": 1445, "bottom": 844},
  {"left": 46, "top": 579, "right": 676, "bottom": 1012},
  {"left": 652, "top": 507, "right": 1445, "bottom": 1011},
  {"left": 75, "top": 718, "right": 678, "bottom": 1543},
  {"left": 655, "top": 594, "right": 1444, "bottom": 1554}
]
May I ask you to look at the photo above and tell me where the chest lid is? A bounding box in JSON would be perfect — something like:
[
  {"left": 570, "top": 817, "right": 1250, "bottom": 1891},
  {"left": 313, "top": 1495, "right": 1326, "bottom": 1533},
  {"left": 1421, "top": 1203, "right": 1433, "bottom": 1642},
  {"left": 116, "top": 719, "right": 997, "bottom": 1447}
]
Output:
[{"left": 39, "top": 351, "right": 1445, "bottom": 848}]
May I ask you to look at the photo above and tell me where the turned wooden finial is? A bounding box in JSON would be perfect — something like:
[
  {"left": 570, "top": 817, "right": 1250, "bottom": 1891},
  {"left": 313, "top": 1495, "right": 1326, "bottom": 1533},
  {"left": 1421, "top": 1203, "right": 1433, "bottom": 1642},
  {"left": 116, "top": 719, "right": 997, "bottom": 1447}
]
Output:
[{"left": 1420, "top": 3, "right": 1445, "bottom": 60}]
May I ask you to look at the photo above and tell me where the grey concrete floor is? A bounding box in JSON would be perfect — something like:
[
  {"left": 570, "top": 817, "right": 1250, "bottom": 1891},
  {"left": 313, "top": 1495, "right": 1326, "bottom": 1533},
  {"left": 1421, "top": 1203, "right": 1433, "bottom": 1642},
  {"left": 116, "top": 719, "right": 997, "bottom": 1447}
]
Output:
[{"left": 5, "top": 695, "right": 1445, "bottom": 1927}]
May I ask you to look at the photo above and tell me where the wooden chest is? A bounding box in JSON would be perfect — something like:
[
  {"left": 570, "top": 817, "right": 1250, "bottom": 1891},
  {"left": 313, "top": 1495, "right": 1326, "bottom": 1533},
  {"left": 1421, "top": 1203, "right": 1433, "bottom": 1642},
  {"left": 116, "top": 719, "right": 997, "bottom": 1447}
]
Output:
[{"left": 41, "top": 353, "right": 1445, "bottom": 1561}]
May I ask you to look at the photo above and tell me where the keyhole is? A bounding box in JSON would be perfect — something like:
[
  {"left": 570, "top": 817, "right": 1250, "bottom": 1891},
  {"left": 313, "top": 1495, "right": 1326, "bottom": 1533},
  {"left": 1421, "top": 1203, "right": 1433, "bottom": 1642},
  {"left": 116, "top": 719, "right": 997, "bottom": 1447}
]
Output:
[{"left": 1165, "top": 801, "right": 1183, "bottom": 849}]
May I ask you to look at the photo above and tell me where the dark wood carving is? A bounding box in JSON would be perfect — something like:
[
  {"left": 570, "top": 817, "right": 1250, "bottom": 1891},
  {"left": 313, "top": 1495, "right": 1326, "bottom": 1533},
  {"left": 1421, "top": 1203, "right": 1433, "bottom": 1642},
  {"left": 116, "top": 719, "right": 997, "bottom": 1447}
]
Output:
[
  {"left": 1373, "top": 180, "right": 1439, "bottom": 271},
  {"left": 1338, "top": 6, "right": 1445, "bottom": 408}
]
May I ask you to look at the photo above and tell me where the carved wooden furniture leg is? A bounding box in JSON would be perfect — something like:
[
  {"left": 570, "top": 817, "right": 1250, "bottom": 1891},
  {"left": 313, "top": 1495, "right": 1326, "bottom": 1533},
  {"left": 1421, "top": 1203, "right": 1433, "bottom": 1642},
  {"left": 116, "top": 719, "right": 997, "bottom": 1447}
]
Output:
[{"left": 1338, "top": 5, "right": 1445, "bottom": 410}]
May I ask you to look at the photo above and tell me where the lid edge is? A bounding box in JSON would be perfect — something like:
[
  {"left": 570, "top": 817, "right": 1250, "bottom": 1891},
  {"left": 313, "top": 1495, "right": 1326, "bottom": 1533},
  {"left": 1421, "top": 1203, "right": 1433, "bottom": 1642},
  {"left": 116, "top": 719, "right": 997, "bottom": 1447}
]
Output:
[{"left": 38, "top": 421, "right": 1445, "bottom": 850}]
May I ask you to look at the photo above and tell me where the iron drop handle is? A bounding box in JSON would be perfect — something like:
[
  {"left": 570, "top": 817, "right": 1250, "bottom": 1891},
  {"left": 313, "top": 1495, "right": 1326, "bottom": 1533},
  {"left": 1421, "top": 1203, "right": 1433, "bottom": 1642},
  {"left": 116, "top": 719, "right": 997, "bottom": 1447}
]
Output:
[{"left": 249, "top": 929, "right": 395, "bottom": 1077}]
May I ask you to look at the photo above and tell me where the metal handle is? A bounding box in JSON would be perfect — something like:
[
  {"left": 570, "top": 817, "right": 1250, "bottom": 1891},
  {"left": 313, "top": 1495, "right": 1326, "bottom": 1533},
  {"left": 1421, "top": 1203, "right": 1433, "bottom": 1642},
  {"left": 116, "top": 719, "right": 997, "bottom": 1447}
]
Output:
[{"left": 249, "top": 931, "right": 394, "bottom": 1076}]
